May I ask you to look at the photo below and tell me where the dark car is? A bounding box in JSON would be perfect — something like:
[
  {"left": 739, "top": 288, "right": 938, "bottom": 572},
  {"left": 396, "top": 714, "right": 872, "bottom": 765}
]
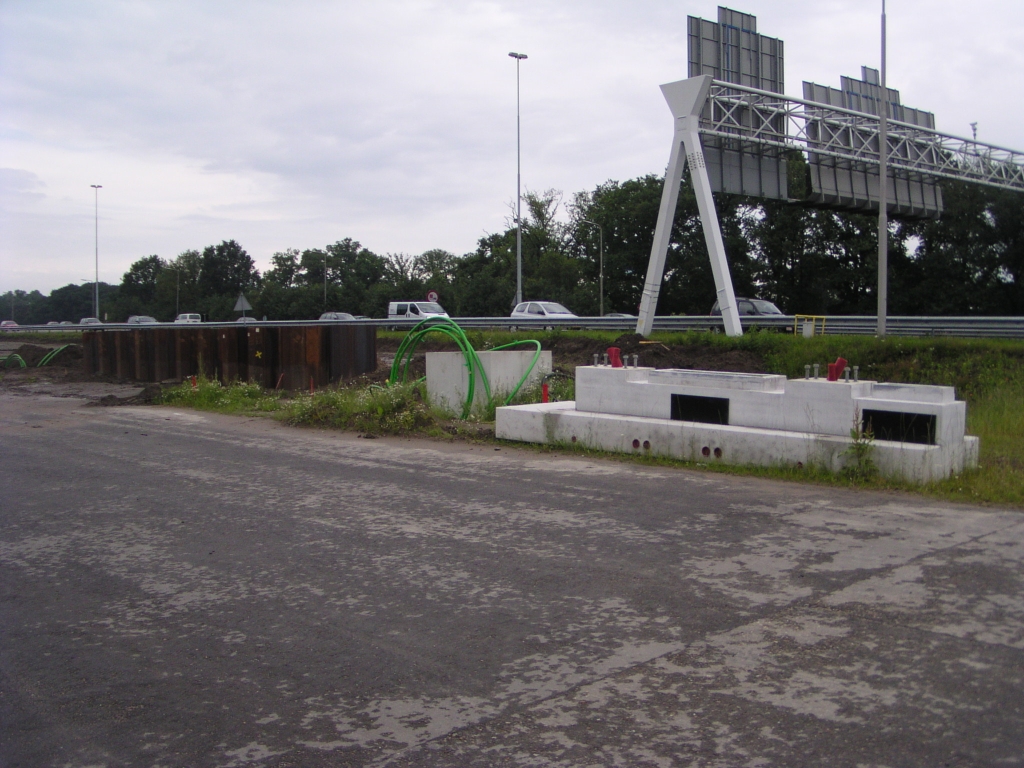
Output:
[{"left": 710, "top": 298, "right": 783, "bottom": 316}]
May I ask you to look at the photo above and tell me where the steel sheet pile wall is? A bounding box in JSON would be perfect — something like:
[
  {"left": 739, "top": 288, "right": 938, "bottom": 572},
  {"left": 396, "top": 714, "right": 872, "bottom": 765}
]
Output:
[{"left": 83, "top": 325, "right": 376, "bottom": 387}]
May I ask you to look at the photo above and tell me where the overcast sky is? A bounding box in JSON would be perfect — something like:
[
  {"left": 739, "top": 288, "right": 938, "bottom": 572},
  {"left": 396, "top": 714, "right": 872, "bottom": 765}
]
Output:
[{"left": 2, "top": 0, "right": 1021, "bottom": 293}]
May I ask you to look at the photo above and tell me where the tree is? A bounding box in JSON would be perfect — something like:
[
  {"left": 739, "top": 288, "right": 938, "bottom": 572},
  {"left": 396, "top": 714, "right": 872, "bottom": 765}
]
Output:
[
  {"left": 118, "top": 255, "right": 165, "bottom": 318},
  {"left": 899, "top": 182, "right": 1024, "bottom": 315},
  {"left": 198, "top": 240, "right": 259, "bottom": 299},
  {"left": 264, "top": 249, "right": 303, "bottom": 288}
]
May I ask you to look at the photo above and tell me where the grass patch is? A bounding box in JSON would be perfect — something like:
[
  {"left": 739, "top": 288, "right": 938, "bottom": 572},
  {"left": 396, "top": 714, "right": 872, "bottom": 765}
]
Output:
[
  {"left": 159, "top": 376, "right": 284, "bottom": 413},
  {"left": 925, "top": 384, "right": 1024, "bottom": 507},
  {"left": 285, "top": 381, "right": 439, "bottom": 434}
]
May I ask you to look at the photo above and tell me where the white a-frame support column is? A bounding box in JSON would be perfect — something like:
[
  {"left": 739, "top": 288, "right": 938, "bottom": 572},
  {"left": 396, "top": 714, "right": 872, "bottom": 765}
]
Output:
[{"left": 636, "top": 76, "right": 742, "bottom": 337}]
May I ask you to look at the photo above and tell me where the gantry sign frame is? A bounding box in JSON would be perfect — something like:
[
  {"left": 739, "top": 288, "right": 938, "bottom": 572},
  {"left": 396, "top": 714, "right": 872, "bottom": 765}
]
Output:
[{"left": 636, "top": 13, "right": 1024, "bottom": 338}]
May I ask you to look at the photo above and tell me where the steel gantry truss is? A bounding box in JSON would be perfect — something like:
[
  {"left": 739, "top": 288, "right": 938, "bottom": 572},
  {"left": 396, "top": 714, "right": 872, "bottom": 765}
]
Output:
[
  {"left": 636, "top": 76, "right": 1024, "bottom": 338},
  {"left": 703, "top": 80, "right": 1024, "bottom": 192}
]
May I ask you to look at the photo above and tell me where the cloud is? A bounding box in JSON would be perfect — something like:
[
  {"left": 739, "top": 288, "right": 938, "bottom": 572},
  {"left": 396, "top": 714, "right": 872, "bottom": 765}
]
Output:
[{"left": 1, "top": 0, "right": 1021, "bottom": 291}]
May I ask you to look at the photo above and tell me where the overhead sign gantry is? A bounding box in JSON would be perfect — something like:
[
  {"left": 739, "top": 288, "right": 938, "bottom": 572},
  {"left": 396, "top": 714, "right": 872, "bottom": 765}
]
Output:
[{"left": 636, "top": 6, "right": 1024, "bottom": 338}]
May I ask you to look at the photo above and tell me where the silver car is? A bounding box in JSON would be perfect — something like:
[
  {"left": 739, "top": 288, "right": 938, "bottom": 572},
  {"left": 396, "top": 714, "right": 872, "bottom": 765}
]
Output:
[{"left": 510, "top": 301, "right": 577, "bottom": 320}]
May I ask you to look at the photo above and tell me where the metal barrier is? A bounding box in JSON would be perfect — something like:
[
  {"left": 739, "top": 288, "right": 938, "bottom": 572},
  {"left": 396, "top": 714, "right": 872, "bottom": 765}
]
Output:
[{"left": 6, "top": 316, "right": 1024, "bottom": 338}]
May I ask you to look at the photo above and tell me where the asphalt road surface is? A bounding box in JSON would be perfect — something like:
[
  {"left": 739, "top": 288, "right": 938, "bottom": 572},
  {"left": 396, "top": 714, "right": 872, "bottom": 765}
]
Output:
[{"left": 2, "top": 393, "right": 1023, "bottom": 767}]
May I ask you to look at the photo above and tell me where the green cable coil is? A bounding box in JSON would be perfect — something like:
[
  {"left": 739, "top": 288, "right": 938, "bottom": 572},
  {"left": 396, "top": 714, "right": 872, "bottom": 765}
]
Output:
[
  {"left": 37, "top": 345, "right": 72, "bottom": 367},
  {"left": 2, "top": 354, "right": 27, "bottom": 368},
  {"left": 389, "top": 317, "right": 542, "bottom": 419},
  {"left": 0, "top": 345, "right": 72, "bottom": 369}
]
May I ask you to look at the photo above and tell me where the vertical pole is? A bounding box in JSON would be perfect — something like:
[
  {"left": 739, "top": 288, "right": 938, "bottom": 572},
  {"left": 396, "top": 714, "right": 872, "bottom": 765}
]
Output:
[
  {"left": 91, "top": 184, "right": 102, "bottom": 319},
  {"left": 324, "top": 254, "right": 328, "bottom": 311},
  {"left": 581, "top": 220, "right": 603, "bottom": 316},
  {"left": 176, "top": 270, "right": 180, "bottom": 317},
  {"left": 515, "top": 57, "right": 523, "bottom": 307},
  {"left": 877, "top": 0, "right": 888, "bottom": 337}
]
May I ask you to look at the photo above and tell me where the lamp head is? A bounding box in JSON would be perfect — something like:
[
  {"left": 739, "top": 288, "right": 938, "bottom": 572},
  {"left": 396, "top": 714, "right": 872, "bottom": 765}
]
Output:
[{"left": 508, "top": 52, "right": 527, "bottom": 60}]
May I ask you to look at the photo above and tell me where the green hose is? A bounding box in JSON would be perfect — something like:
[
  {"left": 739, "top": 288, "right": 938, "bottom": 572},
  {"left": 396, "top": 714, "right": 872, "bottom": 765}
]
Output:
[
  {"left": 38, "top": 344, "right": 72, "bottom": 367},
  {"left": 389, "top": 317, "right": 543, "bottom": 418},
  {"left": 2, "top": 354, "right": 27, "bottom": 369}
]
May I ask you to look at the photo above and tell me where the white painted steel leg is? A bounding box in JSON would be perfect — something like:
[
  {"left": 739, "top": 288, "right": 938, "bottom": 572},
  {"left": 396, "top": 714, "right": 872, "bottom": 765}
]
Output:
[
  {"left": 635, "top": 75, "right": 742, "bottom": 338},
  {"left": 636, "top": 135, "right": 686, "bottom": 337},
  {"left": 684, "top": 126, "right": 741, "bottom": 337}
]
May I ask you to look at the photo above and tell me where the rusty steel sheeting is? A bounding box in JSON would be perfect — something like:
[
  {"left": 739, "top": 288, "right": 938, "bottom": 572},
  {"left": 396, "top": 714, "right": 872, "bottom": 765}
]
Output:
[
  {"left": 114, "top": 332, "right": 132, "bottom": 380},
  {"left": 81, "top": 325, "right": 376, "bottom": 387},
  {"left": 246, "top": 326, "right": 276, "bottom": 388},
  {"left": 277, "top": 326, "right": 307, "bottom": 391},
  {"left": 330, "top": 325, "right": 376, "bottom": 381}
]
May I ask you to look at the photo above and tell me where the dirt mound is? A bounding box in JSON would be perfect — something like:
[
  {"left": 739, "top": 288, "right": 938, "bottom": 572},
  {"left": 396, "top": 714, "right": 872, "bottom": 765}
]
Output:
[
  {"left": 90, "top": 383, "right": 165, "bottom": 407},
  {"left": 11, "top": 343, "right": 84, "bottom": 368}
]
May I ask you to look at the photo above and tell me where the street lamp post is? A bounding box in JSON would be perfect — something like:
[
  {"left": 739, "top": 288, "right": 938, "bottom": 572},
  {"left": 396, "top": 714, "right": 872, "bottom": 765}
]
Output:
[
  {"left": 580, "top": 219, "right": 604, "bottom": 316},
  {"left": 324, "top": 253, "right": 328, "bottom": 312},
  {"left": 509, "top": 51, "right": 528, "bottom": 307},
  {"left": 91, "top": 184, "right": 102, "bottom": 319},
  {"left": 876, "top": 2, "right": 888, "bottom": 337}
]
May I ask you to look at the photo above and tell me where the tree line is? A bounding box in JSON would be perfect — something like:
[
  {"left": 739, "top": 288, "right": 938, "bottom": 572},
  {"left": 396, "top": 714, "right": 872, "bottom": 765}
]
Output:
[{"left": 4, "top": 165, "right": 1022, "bottom": 324}]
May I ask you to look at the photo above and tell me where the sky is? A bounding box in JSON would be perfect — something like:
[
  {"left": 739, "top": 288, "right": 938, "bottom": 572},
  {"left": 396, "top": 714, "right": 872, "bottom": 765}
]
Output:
[{"left": 1, "top": 0, "right": 1022, "bottom": 294}]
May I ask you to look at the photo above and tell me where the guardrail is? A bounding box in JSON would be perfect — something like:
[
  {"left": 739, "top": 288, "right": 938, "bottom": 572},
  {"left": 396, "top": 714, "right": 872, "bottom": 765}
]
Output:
[{"left": 4, "top": 316, "right": 1024, "bottom": 338}]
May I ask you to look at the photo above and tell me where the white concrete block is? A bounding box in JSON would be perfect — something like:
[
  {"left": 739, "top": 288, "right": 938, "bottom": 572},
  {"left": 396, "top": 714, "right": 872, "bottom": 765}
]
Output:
[
  {"left": 426, "top": 350, "right": 552, "bottom": 416},
  {"left": 496, "top": 402, "right": 978, "bottom": 483},
  {"left": 496, "top": 365, "right": 979, "bottom": 483}
]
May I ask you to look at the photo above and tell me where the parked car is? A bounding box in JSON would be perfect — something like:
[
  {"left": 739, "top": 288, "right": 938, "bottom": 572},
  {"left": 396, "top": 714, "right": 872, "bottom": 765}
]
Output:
[
  {"left": 174, "top": 313, "right": 202, "bottom": 324},
  {"left": 710, "top": 298, "right": 783, "bottom": 317},
  {"left": 319, "top": 311, "right": 355, "bottom": 321},
  {"left": 127, "top": 315, "right": 158, "bottom": 324},
  {"left": 59, "top": 321, "right": 74, "bottom": 326},
  {"left": 604, "top": 312, "right": 636, "bottom": 318},
  {"left": 79, "top": 317, "right": 102, "bottom": 325},
  {"left": 387, "top": 302, "right": 449, "bottom": 323},
  {"left": 1, "top": 320, "right": 19, "bottom": 329},
  {"left": 46, "top": 321, "right": 60, "bottom": 326},
  {"left": 236, "top": 316, "right": 258, "bottom": 323},
  {"left": 510, "top": 301, "right": 578, "bottom": 320}
]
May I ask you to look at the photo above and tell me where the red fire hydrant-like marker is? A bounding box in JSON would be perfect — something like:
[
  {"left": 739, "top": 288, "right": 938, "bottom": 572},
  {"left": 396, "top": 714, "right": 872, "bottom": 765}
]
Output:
[
  {"left": 827, "top": 357, "right": 848, "bottom": 382},
  {"left": 607, "top": 347, "right": 623, "bottom": 368},
  {"left": 541, "top": 381, "right": 549, "bottom": 403}
]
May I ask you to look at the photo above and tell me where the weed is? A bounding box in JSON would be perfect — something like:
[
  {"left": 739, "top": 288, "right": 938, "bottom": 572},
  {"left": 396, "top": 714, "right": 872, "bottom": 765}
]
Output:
[
  {"left": 286, "top": 381, "right": 435, "bottom": 434},
  {"left": 159, "top": 376, "right": 283, "bottom": 413},
  {"left": 842, "top": 411, "right": 877, "bottom": 479}
]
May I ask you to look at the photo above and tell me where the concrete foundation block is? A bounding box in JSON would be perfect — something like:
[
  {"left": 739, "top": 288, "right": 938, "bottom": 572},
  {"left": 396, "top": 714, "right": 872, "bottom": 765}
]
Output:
[
  {"left": 426, "top": 350, "right": 552, "bottom": 416},
  {"left": 496, "top": 366, "right": 979, "bottom": 483}
]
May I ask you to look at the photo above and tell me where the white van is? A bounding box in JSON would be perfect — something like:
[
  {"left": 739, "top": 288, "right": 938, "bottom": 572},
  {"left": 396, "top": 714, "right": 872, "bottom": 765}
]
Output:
[
  {"left": 387, "top": 301, "right": 449, "bottom": 323},
  {"left": 174, "top": 313, "right": 202, "bottom": 324}
]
